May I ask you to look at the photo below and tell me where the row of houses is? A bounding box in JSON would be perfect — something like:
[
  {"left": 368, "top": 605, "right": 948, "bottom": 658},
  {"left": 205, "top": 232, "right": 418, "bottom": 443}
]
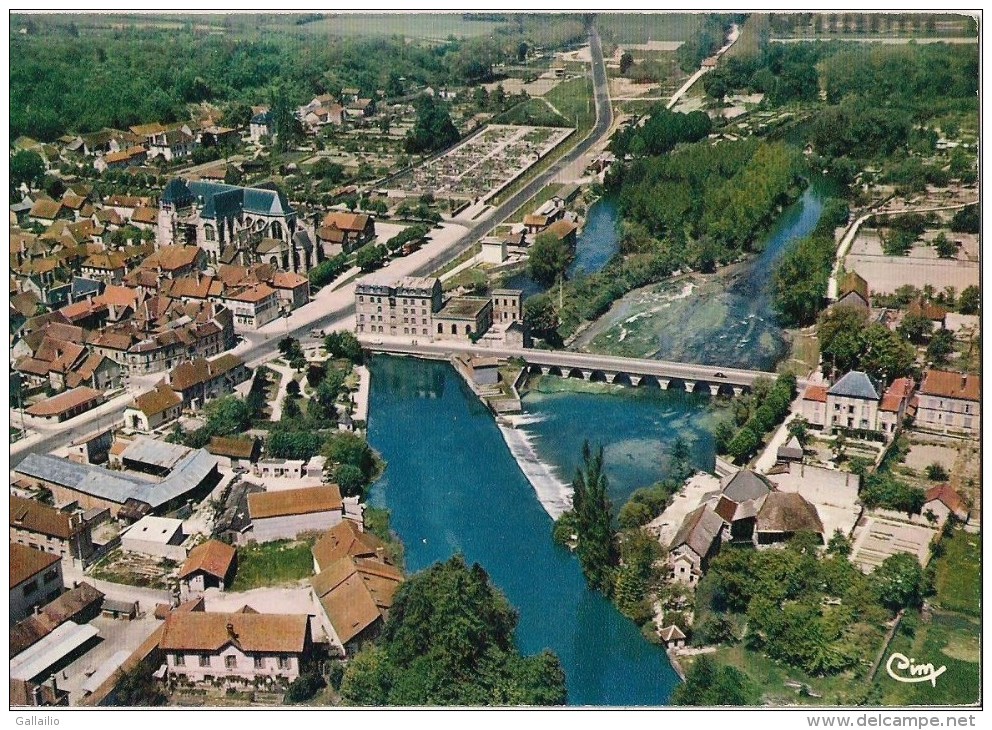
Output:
[{"left": 801, "top": 368, "right": 980, "bottom": 438}]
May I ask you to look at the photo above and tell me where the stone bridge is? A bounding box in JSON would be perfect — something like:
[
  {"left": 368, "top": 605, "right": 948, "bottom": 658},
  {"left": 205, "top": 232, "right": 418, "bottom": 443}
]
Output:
[
  {"left": 517, "top": 349, "right": 801, "bottom": 397},
  {"left": 362, "top": 339, "right": 805, "bottom": 397}
]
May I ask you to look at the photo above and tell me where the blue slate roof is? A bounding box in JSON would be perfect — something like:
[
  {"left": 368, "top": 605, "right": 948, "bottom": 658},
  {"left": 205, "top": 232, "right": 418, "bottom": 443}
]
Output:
[
  {"left": 161, "top": 177, "right": 194, "bottom": 207},
  {"left": 828, "top": 371, "right": 881, "bottom": 401},
  {"left": 167, "top": 179, "right": 293, "bottom": 219},
  {"left": 251, "top": 111, "right": 273, "bottom": 125},
  {"left": 15, "top": 450, "right": 218, "bottom": 509},
  {"left": 71, "top": 277, "right": 104, "bottom": 300}
]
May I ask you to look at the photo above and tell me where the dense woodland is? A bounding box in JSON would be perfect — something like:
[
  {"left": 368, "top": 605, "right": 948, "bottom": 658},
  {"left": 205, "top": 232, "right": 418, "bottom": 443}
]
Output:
[{"left": 8, "top": 14, "right": 588, "bottom": 142}]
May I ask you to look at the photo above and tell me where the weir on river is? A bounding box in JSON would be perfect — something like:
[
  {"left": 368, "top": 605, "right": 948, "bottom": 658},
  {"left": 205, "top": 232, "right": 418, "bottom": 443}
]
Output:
[{"left": 365, "top": 176, "right": 833, "bottom": 706}]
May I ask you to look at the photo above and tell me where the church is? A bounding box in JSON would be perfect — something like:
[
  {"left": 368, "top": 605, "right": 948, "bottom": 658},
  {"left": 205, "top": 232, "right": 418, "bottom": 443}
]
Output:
[{"left": 157, "top": 178, "right": 318, "bottom": 274}]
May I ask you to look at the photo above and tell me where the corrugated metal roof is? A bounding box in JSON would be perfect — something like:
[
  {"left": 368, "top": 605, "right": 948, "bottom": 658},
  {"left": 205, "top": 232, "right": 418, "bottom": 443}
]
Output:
[
  {"left": 120, "top": 437, "right": 192, "bottom": 471},
  {"left": 10, "top": 621, "right": 100, "bottom": 681},
  {"left": 15, "top": 450, "right": 217, "bottom": 509}
]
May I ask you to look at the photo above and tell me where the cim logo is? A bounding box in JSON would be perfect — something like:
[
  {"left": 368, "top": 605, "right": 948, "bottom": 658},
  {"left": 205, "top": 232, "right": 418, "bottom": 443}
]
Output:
[{"left": 885, "top": 652, "right": 947, "bottom": 687}]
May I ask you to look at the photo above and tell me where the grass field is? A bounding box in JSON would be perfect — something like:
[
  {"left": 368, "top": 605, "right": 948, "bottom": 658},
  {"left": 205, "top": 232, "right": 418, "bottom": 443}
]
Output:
[
  {"left": 725, "top": 14, "right": 767, "bottom": 59},
  {"left": 874, "top": 612, "right": 980, "bottom": 706},
  {"left": 230, "top": 540, "right": 314, "bottom": 591},
  {"left": 545, "top": 76, "right": 596, "bottom": 132},
  {"left": 933, "top": 529, "right": 981, "bottom": 616},
  {"left": 289, "top": 13, "right": 509, "bottom": 40},
  {"left": 597, "top": 13, "right": 706, "bottom": 45},
  {"left": 697, "top": 645, "right": 875, "bottom": 706}
]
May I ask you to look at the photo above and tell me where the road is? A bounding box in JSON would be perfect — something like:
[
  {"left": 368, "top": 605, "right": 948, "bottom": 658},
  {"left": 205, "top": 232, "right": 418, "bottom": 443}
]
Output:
[
  {"left": 11, "top": 25, "right": 615, "bottom": 461},
  {"left": 361, "top": 336, "right": 807, "bottom": 391},
  {"left": 667, "top": 23, "right": 740, "bottom": 110}
]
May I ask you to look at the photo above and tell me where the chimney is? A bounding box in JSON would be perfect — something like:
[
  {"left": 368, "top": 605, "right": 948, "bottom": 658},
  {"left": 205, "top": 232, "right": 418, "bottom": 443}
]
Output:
[
  {"left": 226, "top": 622, "right": 238, "bottom": 641},
  {"left": 961, "top": 374, "right": 967, "bottom": 389},
  {"left": 30, "top": 684, "right": 42, "bottom": 706}
]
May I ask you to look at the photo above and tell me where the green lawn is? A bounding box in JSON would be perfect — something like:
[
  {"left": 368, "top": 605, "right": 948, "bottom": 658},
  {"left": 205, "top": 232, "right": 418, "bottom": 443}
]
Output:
[
  {"left": 699, "top": 645, "right": 875, "bottom": 706},
  {"left": 545, "top": 76, "right": 596, "bottom": 133},
  {"left": 290, "top": 13, "right": 509, "bottom": 40},
  {"left": 230, "top": 540, "right": 314, "bottom": 591},
  {"left": 934, "top": 529, "right": 980, "bottom": 617},
  {"left": 874, "top": 612, "right": 980, "bottom": 706},
  {"left": 597, "top": 12, "right": 706, "bottom": 45}
]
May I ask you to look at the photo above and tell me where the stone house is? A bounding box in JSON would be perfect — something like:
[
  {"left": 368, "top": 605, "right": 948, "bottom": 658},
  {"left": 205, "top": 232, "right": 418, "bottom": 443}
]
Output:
[
  {"left": 915, "top": 369, "right": 980, "bottom": 436},
  {"left": 9, "top": 495, "right": 96, "bottom": 566},
  {"left": 124, "top": 382, "right": 184, "bottom": 431},
  {"left": 160, "top": 611, "right": 312, "bottom": 685},
  {"left": 667, "top": 505, "right": 724, "bottom": 586},
  {"left": 178, "top": 540, "right": 237, "bottom": 601},
  {"left": 248, "top": 485, "right": 343, "bottom": 543}
]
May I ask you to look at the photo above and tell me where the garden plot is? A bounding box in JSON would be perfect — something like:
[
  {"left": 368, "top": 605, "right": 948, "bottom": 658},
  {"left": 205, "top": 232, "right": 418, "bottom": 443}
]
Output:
[{"left": 387, "top": 125, "right": 572, "bottom": 201}]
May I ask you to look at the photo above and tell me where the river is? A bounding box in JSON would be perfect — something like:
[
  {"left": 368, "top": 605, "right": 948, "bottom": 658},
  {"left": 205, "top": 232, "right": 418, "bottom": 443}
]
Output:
[
  {"left": 504, "top": 195, "right": 621, "bottom": 298},
  {"left": 367, "top": 356, "right": 681, "bottom": 706},
  {"left": 365, "top": 177, "right": 834, "bottom": 706},
  {"left": 575, "top": 176, "right": 838, "bottom": 370}
]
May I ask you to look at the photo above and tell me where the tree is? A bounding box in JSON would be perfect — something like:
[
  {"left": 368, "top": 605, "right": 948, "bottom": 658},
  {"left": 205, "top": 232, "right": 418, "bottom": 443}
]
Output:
[
  {"left": 356, "top": 244, "right": 388, "bottom": 272},
  {"left": 570, "top": 441, "right": 617, "bottom": 595},
  {"left": 933, "top": 232, "right": 958, "bottom": 259},
  {"left": 324, "top": 330, "right": 364, "bottom": 364},
  {"left": 826, "top": 529, "right": 852, "bottom": 557},
  {"left": 528, "top": 231, "right": 575, "bottom": 287},
  {"left": 340, "top": 556, "right": 567, "bottom": 706},
  {"left": 787, "top": 417, "right": 811, "bottom": 447},
  {"left": 668, "top": 436, "right": 693, "bottom": 483},
  {"left": 873, "top": 553, "right": 926, "bottom": 611},
  {"left": 957, "top": 285, "right": 980, "bottom": 315},
  {"left": 925, "top": 328, "right": 955, "bottom": 366},
  {"left": 897, "top": 313, "right": 933, "bottom": 345},
  {"left": 523, "top": 293, "right": 560, "bottom": 344},
  {"left": 925, "top": 462, "right": 949, "bottom": 481},
  {"left": 949, "top": 205, "right": 978, "bottom": 234},
  {"left": 671, "top": 656, "right": 760, "bottom": 706},
  {"left": 203, "top": 396, "right": 252, "bottom": 437},
  {"left": 323, "top": 430, "right": 375, "bottom": 480},
  {"left": 727, "top": 427, "right": 759, "bottom": 465},
  {"left": 405, "top": 94, "right": 459, "bottom": 154},
  {"left": 335, "top": 463, "right": 366, "bottom": 496},
  {"left": 10, "top": 150, "right": 45, "bottom": 192},
  {"left": 619, "top": 52, "right": 634, "bottom": 75}
]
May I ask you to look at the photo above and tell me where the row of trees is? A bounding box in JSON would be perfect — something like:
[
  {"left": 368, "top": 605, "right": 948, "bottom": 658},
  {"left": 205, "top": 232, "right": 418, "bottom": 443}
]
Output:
[
  {"left": 771, "top": 198, "right": 850, "bottom": 326},
  {"left": 716, "top": 373, "right": 797, "bottom": 465}
]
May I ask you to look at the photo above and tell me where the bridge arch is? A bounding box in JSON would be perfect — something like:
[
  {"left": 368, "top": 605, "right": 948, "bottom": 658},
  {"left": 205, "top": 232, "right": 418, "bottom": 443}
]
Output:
[
  {"left": 611, "top": 372, "right": 633, "bottom": 387},
  {"left": 566, "top": 367, "right": 585, "bottom": 380},
  {"left": 589, "top": 370, "right": 608, "bottom": 383},
  {"left": 639, "top": 375, "right": 661, "bottom": 389}
]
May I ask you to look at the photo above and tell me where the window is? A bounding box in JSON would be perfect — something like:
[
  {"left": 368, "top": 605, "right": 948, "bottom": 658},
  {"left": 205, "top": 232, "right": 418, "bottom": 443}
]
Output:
[
  {"left": 278, "top": 656, "right": 292, "bottom": 670},
  {"left": 204, "top": 224, "right": 216, "bottom": 241},
  {"left": 254, "top": 656, "right": 264, "bottom": 669},
  {"left": 359, "top": 296, "right": 364, "bottom": 303},
  {"left": 199, "top": 655, "right": 211, "bottom": 668},
  {"left": 43, "top": 569, "right": 58, "bottom": 583},
  {"left": 22, "top": 580, "right": 37, "bottom": 596},
  {"left": 174, "top": 655, "right": 185, "bottom": 667},
  {"left": 225, "top": 655, "right": 237, "bottom": 669}
]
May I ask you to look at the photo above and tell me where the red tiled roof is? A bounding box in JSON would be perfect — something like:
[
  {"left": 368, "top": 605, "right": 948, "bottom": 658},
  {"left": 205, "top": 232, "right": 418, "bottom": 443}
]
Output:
[
  {"left": 179, "top": 540, "right": 236, "bottom": 581},
  {"left": 920, "top": 369, "right": 980, "bottom": 402},
  {"left": 803, "top": 385, "right": 828, "bottom": 403},
  {"left": 25, "top": 386, "right": 103, "bottom": 417},
  {"left": 924, "top": 484, "right": 967, "bottom": 516}
]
